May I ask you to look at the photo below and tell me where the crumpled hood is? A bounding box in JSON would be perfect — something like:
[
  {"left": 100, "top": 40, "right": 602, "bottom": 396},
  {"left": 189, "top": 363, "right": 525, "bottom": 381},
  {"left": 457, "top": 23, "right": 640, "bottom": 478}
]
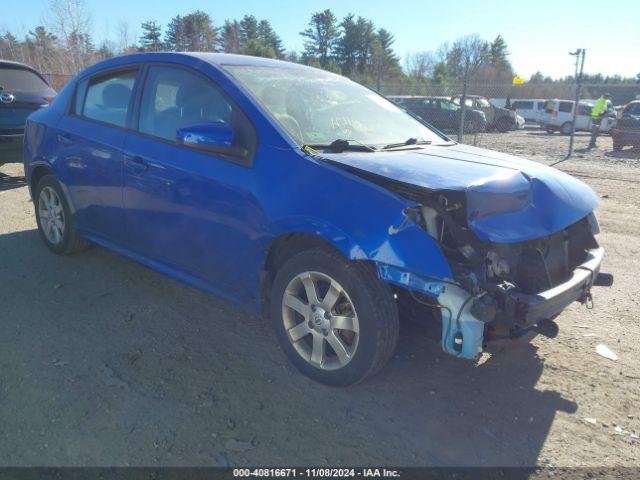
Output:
[{"left": 320, "top": 143, "right": 599, "bottom": 243}]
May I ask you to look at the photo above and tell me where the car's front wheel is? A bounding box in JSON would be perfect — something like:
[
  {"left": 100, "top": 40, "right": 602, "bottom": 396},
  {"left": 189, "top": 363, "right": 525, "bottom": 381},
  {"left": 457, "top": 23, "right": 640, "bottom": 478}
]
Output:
[
  {"left": 34, "top": 174, "right": 90, "bottom": 254},
  {"left": 270, "top": 248, "right": 399, "bottom": 386}
]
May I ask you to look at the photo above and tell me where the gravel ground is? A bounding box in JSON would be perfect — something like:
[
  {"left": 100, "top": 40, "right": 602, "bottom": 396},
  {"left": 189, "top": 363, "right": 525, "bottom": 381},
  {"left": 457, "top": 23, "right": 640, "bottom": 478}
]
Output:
[{"left": 0, "top": 129, "right": 638, "bottom": 467}]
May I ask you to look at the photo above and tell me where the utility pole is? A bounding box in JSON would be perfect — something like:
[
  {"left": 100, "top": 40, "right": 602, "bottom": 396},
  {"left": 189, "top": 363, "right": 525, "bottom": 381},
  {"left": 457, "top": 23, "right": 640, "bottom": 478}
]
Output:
[{"left": 567, "top": 48, "right": 586, "bottom": 159}]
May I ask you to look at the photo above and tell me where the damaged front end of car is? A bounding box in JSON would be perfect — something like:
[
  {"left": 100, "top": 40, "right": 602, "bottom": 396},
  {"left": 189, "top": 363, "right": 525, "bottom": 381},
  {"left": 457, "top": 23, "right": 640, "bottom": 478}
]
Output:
[{"left": 320, "top": 149, "right": 609, "bottom": 360}]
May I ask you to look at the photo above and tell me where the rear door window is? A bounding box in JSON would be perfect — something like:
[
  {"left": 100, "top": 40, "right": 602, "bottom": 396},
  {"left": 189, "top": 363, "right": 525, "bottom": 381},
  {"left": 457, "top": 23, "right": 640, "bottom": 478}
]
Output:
[
  {"left": 82, "top": 70, "right": 137, "bottom": 128},
  {"left": 513, "top": 101, "right": 534, "bottom": 109},
  {"left": 0, "top": 66, "right": 49, "bottom": 92},
  {"left": 559, "top": 102, "right": 573, "bottom": 113}
]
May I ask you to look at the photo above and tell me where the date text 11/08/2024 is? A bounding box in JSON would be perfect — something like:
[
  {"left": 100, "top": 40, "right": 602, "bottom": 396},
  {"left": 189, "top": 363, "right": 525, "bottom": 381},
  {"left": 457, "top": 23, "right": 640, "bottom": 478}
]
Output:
[{"left": 232, "top": 468, "right": 401, "bottom": 478}]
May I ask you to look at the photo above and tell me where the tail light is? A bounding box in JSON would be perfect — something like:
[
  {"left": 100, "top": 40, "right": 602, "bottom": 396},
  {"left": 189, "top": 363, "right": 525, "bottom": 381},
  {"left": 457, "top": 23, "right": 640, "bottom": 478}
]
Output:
[{"left": 44, "top": 97, "right": 55, "bottom": 104}]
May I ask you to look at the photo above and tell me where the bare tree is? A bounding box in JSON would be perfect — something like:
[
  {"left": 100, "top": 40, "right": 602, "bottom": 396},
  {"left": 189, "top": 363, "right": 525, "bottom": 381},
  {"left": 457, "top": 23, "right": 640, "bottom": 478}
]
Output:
[
  {"left": 405, "top": 51, "right": 436, "bottom": 79},
  {"left": 46, "top": 0, "right": 94, "bottom": 73},
  {"left": 446, "top": 34, "right": 489, "bottom": 141}
]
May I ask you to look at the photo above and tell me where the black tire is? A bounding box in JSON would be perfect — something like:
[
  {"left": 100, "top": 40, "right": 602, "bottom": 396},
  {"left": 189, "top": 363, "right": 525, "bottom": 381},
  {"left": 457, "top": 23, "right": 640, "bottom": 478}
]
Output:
[
  {"left": 270, "top": 248, "right": 399, "bottom": 386},
  {"left": 34, "top": 174, "right": 90, "bottom": 255},
  {"left": 560, "top": 122, "right": 573, "bottom": 135},
  {"left": 464, "top": 118, "right": 482, "bottom": 134},
  {"left": 613, "top": 141, "right": 623, "bottom": 152},
  {"left": 496, "top": 117, "right": 513, "bottom": 133}
]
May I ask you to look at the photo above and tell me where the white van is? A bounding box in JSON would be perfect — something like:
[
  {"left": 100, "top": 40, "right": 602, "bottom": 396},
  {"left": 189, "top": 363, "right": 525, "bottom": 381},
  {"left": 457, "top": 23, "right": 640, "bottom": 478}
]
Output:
[
  {"left": 539, "top": 99, "right": 593, "bottom": 134},
  {"left": 510, "top": 99, "right": 547, "bottom": 124}
]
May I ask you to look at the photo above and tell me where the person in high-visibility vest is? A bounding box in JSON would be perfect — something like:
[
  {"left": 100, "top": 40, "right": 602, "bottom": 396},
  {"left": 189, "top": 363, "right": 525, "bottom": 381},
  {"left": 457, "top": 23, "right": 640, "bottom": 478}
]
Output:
[{"left": 588, "top": 93, "right": 612, "bottom": 149}]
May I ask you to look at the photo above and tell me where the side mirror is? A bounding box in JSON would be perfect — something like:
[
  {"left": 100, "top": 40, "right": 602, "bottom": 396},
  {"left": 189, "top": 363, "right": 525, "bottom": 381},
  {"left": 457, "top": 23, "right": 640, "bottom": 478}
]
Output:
[{"left": 177, "top": 123, "right": 247, "bottom": 157}]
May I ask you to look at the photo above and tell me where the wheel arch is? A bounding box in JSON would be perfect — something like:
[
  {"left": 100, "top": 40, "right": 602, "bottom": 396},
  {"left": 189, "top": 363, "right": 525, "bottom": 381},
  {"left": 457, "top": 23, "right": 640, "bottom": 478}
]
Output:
[
  {"left": 259, "top": 230, "right": 372, "bottom": 317},
  {"left": 29, "top": 164, "right": 54, "bottom": 197}
]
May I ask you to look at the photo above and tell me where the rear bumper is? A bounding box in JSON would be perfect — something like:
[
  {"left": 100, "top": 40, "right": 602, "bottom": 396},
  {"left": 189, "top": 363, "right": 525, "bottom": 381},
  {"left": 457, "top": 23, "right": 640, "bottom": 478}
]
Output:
[
  {"left": 611, "top": 129, "right": 640, "bottom": 145},
  {"left": 510, "top": 247, "right": 603, "bottom": 325},
  {"left": 0, "top": 133, "right": 24, "bottom": 163}
]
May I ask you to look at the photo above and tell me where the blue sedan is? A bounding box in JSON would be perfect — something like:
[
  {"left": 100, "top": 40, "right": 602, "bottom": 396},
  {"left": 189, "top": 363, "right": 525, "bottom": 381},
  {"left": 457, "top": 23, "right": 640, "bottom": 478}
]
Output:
[{"left": 24, "top": 53, "right": 604, "bottom": 385}]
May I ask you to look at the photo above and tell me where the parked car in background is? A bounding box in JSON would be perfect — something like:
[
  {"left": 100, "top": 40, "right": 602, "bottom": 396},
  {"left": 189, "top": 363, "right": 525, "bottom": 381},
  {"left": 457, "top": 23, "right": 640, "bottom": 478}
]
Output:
[
  {"left": 0, "top": 60, "right": 56, "bottom": 167},
  {"left": 540, "top": 99, "right": 593, "bottom": 134},
  {"left": 451, "top": 95, "right": 519, "bottom": 132},
  {"left": 610, "top": 100, "right": 640, "bottom": 151},
  {"left": 510, "top": 99, "right": 547, "bottom": 124},
  {"left": 24, "top": 52, "right": 605, "bottom": 386},
  {"left": 388, "top": 95, "right": 486, "bottom": 133}
]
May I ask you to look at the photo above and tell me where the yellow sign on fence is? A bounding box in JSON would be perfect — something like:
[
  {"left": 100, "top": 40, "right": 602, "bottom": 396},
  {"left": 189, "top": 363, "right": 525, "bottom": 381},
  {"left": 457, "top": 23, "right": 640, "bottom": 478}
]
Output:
[{"left": 512, "top": 76, "right": 525, "bottom": 85}]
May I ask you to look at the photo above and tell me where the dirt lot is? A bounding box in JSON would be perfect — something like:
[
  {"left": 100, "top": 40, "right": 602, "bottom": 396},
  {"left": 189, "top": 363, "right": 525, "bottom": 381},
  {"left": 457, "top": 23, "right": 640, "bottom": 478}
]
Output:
[{"left": 0, "top": 129, "right": 638, "bottom": 467}]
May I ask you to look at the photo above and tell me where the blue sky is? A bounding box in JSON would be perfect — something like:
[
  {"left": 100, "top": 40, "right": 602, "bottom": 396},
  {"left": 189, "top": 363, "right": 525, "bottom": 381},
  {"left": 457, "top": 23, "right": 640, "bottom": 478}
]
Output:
[{"left": 4, "top": 0, "right": 640, "bottom": 78}]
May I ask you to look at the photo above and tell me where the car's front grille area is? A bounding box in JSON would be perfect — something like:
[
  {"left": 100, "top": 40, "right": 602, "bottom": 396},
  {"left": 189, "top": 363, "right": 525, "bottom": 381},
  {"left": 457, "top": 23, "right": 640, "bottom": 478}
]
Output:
[{"left": 512, "top": 217, "right": 598, "bottom": 294}]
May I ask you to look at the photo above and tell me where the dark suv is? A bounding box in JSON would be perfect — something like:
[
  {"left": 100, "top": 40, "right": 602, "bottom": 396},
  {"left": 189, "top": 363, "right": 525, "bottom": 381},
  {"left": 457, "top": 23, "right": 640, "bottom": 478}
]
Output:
[
  {"left": 388, "top": 95, "right": 486, "bottom": 133},
  {"left": 611, "top": 101, "right": 640, "bottom": 151},
  {"left": 0, "top": 61, "right": 56, "bottom": 166},
  {"left": 451, "top": 95, "right": 519, "bottom": 132}
]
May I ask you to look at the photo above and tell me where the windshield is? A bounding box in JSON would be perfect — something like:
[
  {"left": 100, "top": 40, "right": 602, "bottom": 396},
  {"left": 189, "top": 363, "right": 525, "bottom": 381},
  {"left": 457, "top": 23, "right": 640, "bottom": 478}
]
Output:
[
  {"left": 224, "top": 65, "right": 447, "bottom": 147},
  {"left": 0, "top": 67, "right": 49, "bottom": 92}
]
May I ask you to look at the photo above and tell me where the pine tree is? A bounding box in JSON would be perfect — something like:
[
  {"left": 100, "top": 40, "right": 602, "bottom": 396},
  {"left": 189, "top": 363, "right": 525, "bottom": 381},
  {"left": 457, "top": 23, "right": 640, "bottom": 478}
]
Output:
[
  {"left": 239, "top": 15, "right": 259, "bottom": 43},
  {"left": 182, "top": 11, "right": 217, "bottom": 51},
  {"left": 300, "top": 9, "right": 339, "bottom": 69},
  {"left": 165, "top": 15, "right": 186, "bottom": 51},
  {"left": 489, "top": 35, "right": 513, "bottom": 75},
  {"left": 218, "top": 20, "right": 241, "bottom": 53},
  {"left": 139, "top": 21, "right": 162, "bottom": 51},
  {"left": 258, "top": 20, "right": 285, "bottom": 59}
]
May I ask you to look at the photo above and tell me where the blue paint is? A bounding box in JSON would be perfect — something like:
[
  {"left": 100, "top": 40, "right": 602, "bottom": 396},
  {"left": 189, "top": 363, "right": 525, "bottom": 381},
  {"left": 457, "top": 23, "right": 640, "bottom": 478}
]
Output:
[
  {"left": 23, "top": 52, "right": 598, "bottom": 320},
  {"left": 322, "top": 143, "right": 599, "bottom": 243}
]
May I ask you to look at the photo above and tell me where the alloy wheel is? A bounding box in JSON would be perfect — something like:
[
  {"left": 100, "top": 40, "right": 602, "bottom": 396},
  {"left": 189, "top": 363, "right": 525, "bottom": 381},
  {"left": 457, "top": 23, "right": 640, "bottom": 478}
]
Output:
[
  {"left": 281, "top": 271, "right": 360, "bottom": 370},
  {"left": 38, "top": 186, "right": 65, "bottom": 245}
]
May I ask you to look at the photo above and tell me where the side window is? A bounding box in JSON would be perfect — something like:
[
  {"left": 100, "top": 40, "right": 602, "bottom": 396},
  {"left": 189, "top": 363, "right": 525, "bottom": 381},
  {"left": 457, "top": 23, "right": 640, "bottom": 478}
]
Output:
[
  {"left": 625, "top": 103, "right": 640, "bottom": 115},
  {"left": 139, "top": 66, "right": 233, "bottom": 142},
  {"left": 577, "top": 104, "right": 592, "bottom": 116},
  {"left": 82, "top": 70, "right": 137, "bottom": 127},
  {"left": 513, "top": 101, "right": 533, "bottom": 109},
  {"left": 559, "top": 102, "right": 573, "bottom": 113}
]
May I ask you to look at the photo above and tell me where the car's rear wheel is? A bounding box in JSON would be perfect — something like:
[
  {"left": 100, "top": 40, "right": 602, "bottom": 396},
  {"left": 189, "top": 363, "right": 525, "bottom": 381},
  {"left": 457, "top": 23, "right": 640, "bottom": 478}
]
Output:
[
  {"left": 612, "top": 141, "right": 624, "bottom": 151},
  {"left": 34, "top": 174, "right": 90, "bottom": 254},
  {"left": 560, "top": 122, "right": 573, "bottom": 135},
  {"left": 270, "top": 248, "right": 399, "bottom": 386}
]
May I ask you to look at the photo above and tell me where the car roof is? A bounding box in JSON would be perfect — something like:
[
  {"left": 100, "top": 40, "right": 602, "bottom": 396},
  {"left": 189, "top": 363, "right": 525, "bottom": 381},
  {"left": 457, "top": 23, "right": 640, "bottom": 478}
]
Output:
[
  {"left": 74, "top": 51, "right": 322, "bottom": 83},
  {"left": 0, "top": 59, "right": 40, "bottom": 71},
  {"left": 97, "top": 51, "right": 306, "bottom": 70}
]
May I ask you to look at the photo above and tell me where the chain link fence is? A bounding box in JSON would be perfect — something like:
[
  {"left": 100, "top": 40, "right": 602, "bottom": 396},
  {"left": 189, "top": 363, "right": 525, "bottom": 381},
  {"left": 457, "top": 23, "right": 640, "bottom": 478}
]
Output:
[
  {"left": 373, "top": 83, "right": 640, "bottom": 152},
  {"left": 42, "top": 73, "right": 74, "bottom": 91}
]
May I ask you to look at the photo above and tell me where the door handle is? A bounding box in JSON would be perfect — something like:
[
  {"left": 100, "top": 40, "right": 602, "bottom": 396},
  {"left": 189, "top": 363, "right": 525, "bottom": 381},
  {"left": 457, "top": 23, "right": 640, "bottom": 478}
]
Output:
[
  {"left": 58, "top": 133, "right": 73, "bottom": 145},
  {"left": 125, "top": 154, "right": 148, "bottom": 172}
]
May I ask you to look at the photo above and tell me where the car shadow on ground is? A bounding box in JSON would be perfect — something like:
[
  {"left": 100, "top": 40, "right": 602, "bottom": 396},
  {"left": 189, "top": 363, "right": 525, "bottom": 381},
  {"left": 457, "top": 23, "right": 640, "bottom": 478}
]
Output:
[
  {"left": 0, "top": 229, "right": 576, "bottom": 466},
  {"left": 605, "top": 148, "right": 640, "bottom": 159},
  {"left": 0, "top": 172, "right": 27, "bottom": 192}
]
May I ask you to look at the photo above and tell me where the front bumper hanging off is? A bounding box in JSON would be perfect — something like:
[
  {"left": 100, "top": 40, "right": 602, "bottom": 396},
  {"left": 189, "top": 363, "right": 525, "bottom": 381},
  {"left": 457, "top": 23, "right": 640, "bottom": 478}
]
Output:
[{"left": 437, "top": 247, "right": 604, "bottom": 359}]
